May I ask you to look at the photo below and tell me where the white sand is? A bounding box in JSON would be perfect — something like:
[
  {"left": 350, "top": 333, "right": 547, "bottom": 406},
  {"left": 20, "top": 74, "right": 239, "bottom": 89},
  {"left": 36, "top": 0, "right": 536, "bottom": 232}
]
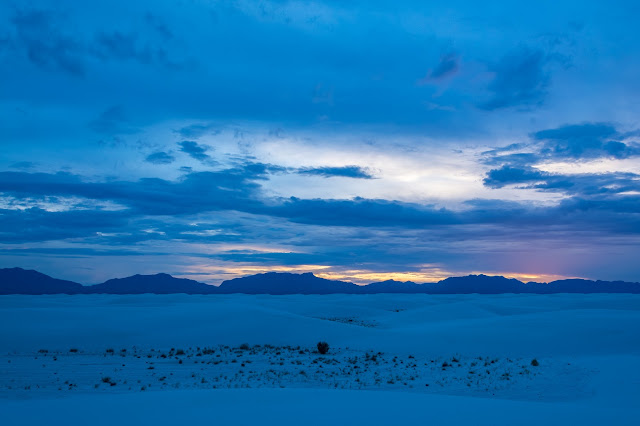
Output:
[{"left": 1, "top": 293, "right": 639, "bottom": 425}]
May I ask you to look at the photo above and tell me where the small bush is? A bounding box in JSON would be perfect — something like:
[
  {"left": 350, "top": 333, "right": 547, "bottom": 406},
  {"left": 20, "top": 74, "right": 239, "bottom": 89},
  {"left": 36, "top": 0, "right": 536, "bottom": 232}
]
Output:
[
  {"left": 317, "top": 341, "right": 329, "bottom": 354},
  {"left": 101, "top": 377, "right": 111, "bottom": 383},
  {"left": 531, "top": 358, "right": 539, "bottom": 367},
  {"left": 175, "top": 349, "right": 185, "bottom": 355},
  {"left": 239, "top": 343, "right": 250, "bottom": 350},
  {"left": 69, "top": 348, "right": 78, "bottom": 353}
]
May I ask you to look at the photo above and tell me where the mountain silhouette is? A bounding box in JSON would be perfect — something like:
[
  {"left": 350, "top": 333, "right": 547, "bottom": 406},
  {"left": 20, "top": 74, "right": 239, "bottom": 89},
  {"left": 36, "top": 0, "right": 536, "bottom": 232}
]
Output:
[
  {"left": 0, "top": 267, "right": 85, "bottom": 294},
  {"left": 358, "top": 279, "right": 422, "bottom": 294},
  {"left": 217, "top": 272, "right": 360, "bottom": 294},
  {"left": 429, "top": 275, "right": 530, "bottom": 294},
  {"left": 86, "top": 273, "right": 217, "bottom": 294},
  {"left": 1, "top": 268, "right": 639, "bottom": 295}
]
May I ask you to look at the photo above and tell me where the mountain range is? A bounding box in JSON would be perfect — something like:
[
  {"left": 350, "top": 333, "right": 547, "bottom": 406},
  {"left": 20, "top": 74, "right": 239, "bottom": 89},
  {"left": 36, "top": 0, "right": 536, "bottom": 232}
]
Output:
[{"left": 1, "top": 267, "right": 639, "bottom": 295}]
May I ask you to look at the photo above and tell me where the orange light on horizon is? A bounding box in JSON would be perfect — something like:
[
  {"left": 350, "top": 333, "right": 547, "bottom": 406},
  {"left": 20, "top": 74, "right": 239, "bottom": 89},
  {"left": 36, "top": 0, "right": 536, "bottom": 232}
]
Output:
[{"left": 178, "top": 260, "right": 580, "bottom": 285}]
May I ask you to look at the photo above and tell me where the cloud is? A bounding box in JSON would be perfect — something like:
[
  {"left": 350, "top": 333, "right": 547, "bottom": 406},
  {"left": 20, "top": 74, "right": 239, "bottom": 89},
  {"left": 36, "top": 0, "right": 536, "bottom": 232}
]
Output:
[
  {"left": 174, "top": 123, "right": 219, "bottom": 139},
  {"left": 240, "top": 162, "right": 287, "bottom": 179},
  {"left": 533, "top": 123, "right": 640, "bottom": 159},
  {"left": 0, "top": 207, "right": 129, "bottom": 243},
  {"left": 7, "top": 6, "right": 186, "bottom": 77},
  {"left": 91, "top": 30, "right": 182, "bottom": 68},
  {"left": 483, "top": 166, "right": 547, "bottom": 188},
  {"left": 93, "top": 31, "right": 151, "bottom": 63},
  {"left": 9, "top": 161, "right": 36, "bottom": 170},
  {"left": 89, "top": 105, "right": 138, "bottom": 135},
  {"left": 483, "top": 165, "right": 640, "bottom": 199},
  {"left": 479, "top": 47, "right": 549, "bottom": 110},
  {"left": 178, "top": 141, "right": 213, "bottom": 162},
  {"left": 270, "top": 197, "right": 458, "bottom": 227},
  {"left": 10, "top": 9, "right": 85, "bottom": 76},
  {"left": 2, "top": 169, "right": 639, "bottom": 236},
  {"left": 483, "top": 122, "right": 640, "bottom": 169},
  {"left": 0, "top": 169, "right": 263, "bottom": 216},
  {"left": 144, "top": 13, "right": 173, "bottom": 41},
  {"left": 297, "top": 166, "right": 374, "bottom": 179},
  {"left": 145, "top": 152, "right": 175, "bottom": 165},
  {"left": 417, "top": 52, "right": 459, "bottom": 85},
  {"left": 2, "top": 168, "right": 640, "bottom": 285}
]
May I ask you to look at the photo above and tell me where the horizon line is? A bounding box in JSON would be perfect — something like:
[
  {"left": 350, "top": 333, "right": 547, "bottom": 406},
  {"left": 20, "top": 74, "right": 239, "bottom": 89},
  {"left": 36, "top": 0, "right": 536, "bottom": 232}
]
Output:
[{"left": 2, "top": 266, "right": 619, "bottom": 287}]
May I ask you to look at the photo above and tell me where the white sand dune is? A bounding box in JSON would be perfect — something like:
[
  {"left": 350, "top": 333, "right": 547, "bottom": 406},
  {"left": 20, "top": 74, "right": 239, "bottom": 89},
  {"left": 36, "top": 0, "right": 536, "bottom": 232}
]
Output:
[{"left": 1, "top": 294, "right": 639, "bottom": 425}]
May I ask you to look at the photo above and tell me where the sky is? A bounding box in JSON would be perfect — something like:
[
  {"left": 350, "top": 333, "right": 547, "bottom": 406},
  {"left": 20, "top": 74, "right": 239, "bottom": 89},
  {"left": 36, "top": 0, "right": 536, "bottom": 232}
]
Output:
[{"left": 1, "top": 0, "right": 640, "bottom": 285}]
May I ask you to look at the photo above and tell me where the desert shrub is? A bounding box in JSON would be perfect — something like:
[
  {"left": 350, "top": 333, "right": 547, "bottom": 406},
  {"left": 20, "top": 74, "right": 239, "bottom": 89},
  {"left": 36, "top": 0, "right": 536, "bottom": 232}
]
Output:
[
  {"left": 175, "top": 349, "right": 185, "bottom": 355},
  {"left": 101, "top": 377, "right": 111, "bottom": 383},
  {"left": 239, "top": 343, "right": 250, "bottom": 350},
  {"left": 531, "top": 358, "right": 539, "bottom": 367},
  {"left": 69, "top": 348, "right": 78, "bottom": 353},
  {"left": 317, "top": 341, "right": 330, "bottom": 354}
]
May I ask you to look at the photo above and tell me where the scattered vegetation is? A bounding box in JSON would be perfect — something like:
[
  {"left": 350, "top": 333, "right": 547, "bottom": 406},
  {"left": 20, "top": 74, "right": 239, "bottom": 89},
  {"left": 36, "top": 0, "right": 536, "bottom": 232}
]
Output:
[
  {"left": 10, "top": 344, "right": 548, "bottom": 397},
  {"left": 317, "top": 341, "right": 330, "bottom": 355},
  {"left": 101, "top": 376, "right": 115, "bottom": 386}
]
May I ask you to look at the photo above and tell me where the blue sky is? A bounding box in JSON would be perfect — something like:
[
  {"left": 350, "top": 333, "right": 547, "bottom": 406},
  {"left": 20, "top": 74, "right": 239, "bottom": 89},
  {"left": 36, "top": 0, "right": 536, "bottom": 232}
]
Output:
[{"left": 1, "top": 0, "right": 639, "bottom": 284}]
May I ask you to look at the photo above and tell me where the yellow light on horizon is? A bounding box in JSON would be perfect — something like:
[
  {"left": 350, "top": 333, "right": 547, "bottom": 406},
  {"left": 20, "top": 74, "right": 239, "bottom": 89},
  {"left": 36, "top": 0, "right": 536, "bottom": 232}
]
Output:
[{"left": 179, "top": 260, "right": 579, "bottom": 285}]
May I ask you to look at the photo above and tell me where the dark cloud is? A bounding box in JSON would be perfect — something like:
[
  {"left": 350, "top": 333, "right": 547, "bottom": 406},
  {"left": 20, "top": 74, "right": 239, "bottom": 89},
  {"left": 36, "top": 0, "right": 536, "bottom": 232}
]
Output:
[
  {"left": 479, "top": 47, "right": 549, "bottom": 110},
  {"left": 0, "top": 208, "right": 129, "bottom": 243},
  {"left": 240, "top": 162, "right": 287, "bottom": 179},
  {"left": 10, "top": 9, "right": 85, "bottom": 76},
  {"left": 144, "top": 13, "right": 173, "bottom": 41},
  {"left": 271, "top": 197, "right": 458, "bottom": 227},
  {"left": 533, "top": 123, "right": 640, "bottom": 159},
  {"left": 297, "top": 166, "right": 374, "bottom": 179},
  {"left": 484, "top": 165, "right": 640, "bottom": 199},
  {"left": 483, "top": 123, "right": 640, "bottom": 170},
  {"left": 8, "top": 7, "right": 185, "bottom": 77},
  {"left": 483, "top": 166, "right": 547, "bottom": 188},
  {"left": 145, "top": 151, "right": 175, "bottom": 165},
  {"left": 0, "top": 169, "right": 263, "bottom": 216},
  {"left": 174, "top": 123, "right": 219, "bottom": 139},
  {"left": 178, "top": 141, "right": 212, "bottom": 162},
  {"left": 417, "top": 52, "right": 460, "bottom": 85}
]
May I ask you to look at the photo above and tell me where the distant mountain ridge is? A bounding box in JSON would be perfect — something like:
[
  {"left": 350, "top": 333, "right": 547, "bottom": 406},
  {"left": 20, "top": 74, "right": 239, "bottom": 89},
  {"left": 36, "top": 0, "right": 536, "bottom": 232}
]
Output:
[
  {"left": 1, "top": 267, "right": 640, "bottom": 295},
  {"left": 217, "top": 272, "right": 360, "bottom": 295},
  {"left": 88, "top": 273, "right": 215, "bottom": 294},
  {"left": 0, "top": 268, "right": 85, "bottom": 295}
]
